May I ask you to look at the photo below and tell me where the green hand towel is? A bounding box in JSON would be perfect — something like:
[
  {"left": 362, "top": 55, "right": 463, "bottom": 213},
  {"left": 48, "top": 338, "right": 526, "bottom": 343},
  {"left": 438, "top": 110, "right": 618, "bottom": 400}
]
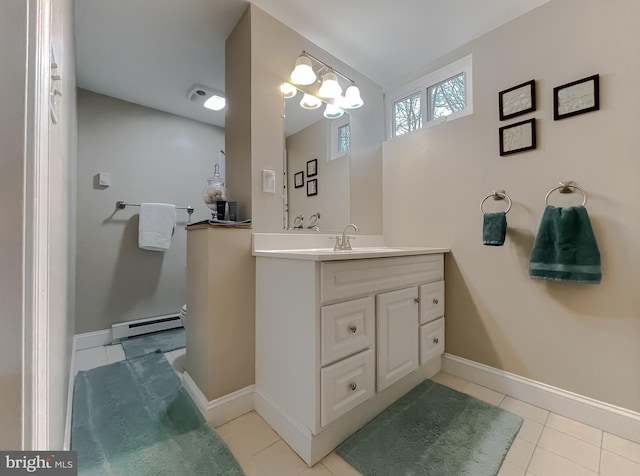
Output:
[
  {"left": 483, "top": 212, "right": 507, "bottom": 246},
  {"left": 529, "top": 205, "right": 601, "bottom": 283}
]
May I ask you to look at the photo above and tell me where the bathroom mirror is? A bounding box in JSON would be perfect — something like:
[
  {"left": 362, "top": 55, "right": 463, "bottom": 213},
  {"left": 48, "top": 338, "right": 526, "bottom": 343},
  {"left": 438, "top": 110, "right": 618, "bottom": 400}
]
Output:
[{"left": 283, "top": 91, "right": 351, "bottom": 232}]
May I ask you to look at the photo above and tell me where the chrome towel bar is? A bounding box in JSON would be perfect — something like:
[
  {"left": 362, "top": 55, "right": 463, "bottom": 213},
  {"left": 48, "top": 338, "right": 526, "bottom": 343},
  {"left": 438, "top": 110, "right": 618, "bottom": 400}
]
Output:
[{"left": 116, "top": 201, "right": 194, "bottom": 221}]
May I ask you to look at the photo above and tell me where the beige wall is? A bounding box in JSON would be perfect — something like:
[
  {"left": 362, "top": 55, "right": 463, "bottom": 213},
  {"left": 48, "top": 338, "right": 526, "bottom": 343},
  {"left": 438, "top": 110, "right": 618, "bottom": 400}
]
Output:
[
  {"left": 0, "top": 0, "right": 28, "bottom": 450},
  {"left": 383, "top": 0, "right": 640, "bottom": 412},
  {"left": 76, "top": 90, "right": 224, "bottom": 333},
  {"left": 186, "top": 227, "right": 255, "bottom": 400},
  {"left": 286, "top": 119, "right": 350, "bottom": 231},
  {"left": 226, "top": 5, "right": 384, "bottom": 234}
]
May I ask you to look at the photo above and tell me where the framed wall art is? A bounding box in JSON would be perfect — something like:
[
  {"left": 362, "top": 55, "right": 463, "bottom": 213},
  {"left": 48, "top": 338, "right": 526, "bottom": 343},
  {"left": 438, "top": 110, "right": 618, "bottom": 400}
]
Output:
[
  {"left": 306, "top": 158, "right": 317, "bottom": 177},
  {"left": 499, "top": 79, "right": 536, "bottom": 121},
  {"left": 499, "top": 118, "right": 536, "bottom": 156},
  {"left": 553, "top": 74, "right": 599, "bottom": 120},
  {"left": 294, "top": 171, "right": 304, "bottom": 188},
  {"left": 307, "top": 178, "right": 317, "bottom": 196}
]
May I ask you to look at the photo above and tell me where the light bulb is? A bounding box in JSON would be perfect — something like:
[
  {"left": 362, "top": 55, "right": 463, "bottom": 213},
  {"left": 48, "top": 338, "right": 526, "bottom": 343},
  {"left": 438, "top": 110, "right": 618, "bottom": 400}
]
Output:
[
  {"left": 203, "top": 95, "right": 226, "bottom": 111},
  {"left": 281, "top": 82, "right": 297, "bottom": 99},
  {"left": 300, "top": 93, "right": 322, "bottom": 110},
  {"left": 343, "top": 85, "right": 364, "bottom": 109},
  {"left": 318, "top": 72, "right": 343, "bottom": 99},
  {"left": 323, "top": 103, "right": 344, "bottom": 119},
  {"left": 290, "top": 55, "right": 316, "bottom": 85}
]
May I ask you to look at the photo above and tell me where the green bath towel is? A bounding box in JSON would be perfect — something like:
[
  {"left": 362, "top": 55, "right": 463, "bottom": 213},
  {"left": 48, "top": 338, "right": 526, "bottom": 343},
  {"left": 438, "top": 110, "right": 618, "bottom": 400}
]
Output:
[
  {"left": 529, "top": 205, "right": 601, "bottom": 283},
  {"left": 483, "top": 212, "right": 507, "bottom": 246}
]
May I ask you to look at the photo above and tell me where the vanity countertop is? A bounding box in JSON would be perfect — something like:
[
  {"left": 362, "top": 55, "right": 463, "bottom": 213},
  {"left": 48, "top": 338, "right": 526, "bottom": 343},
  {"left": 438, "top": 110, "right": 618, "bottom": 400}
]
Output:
[{"left": 252, "top": 246, "right": 449, "bottom": 261}]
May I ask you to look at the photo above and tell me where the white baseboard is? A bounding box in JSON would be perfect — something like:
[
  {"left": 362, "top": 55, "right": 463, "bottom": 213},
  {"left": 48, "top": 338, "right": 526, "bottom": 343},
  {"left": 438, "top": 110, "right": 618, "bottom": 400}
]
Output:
[
  {"left": 74, "top": 329, "right": 112, "bottom": 350},
  {"left": 442, "top": 353, "right": 640, "bottom": 444},
  {"left": 182, "top": 371, "right": 255, "bottom": 427}
]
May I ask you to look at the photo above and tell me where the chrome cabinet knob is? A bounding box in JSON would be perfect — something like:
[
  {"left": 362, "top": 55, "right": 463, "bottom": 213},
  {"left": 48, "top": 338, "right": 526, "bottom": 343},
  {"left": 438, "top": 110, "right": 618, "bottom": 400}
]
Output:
[
  {"left": 433, "top": 337, "right": 439, "bottom": 344},
  {"left": 349, "top": 382, "right": 357, "bottom": 391},
  {"left": 349, "top": 325, "right": 357, "bottom": 333},
  {"left": 414, "top": 297, "right": 420, "bottom": 304},
  {"left": 433, "top": 298, "right": 439, "bottom": 305}
]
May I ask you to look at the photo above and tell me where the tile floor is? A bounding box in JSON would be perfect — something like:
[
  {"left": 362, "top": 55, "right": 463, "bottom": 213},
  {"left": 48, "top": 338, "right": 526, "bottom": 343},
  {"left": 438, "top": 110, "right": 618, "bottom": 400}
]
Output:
[{"left": 75, "top": 346, "right": 640, "bottom": 476}]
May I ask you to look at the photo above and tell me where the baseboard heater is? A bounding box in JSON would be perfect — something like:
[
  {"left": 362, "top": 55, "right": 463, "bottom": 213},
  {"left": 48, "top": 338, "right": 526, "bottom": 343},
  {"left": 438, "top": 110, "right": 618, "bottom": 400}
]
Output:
[{"left": 111, "top": 313, "right": 183, "bottom": 342}]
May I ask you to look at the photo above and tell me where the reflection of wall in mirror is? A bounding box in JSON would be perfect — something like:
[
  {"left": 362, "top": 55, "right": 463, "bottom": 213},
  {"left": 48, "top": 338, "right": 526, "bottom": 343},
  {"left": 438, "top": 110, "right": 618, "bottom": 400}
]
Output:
[{"left": 286, "top": 119, "right": 350, "bottom": 231}]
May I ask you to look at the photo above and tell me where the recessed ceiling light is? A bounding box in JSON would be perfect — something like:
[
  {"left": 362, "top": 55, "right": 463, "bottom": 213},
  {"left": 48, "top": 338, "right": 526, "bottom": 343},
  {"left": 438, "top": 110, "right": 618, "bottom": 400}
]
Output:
[{"left": 203, "top": 95, "right": 226, "bottom": 111}]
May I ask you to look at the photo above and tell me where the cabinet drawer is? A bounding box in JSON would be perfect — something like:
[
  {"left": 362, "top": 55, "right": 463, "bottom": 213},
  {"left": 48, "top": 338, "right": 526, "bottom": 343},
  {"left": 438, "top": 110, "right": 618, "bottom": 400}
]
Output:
[
  {"left": 420, "top": 317, "right": 445, "bottom": 365},
  {"left": 321, "top": 348, "right": 375, "bottom": 427},
  {"left": 321, "top": 296, "right": 375, "bottom": 366},
  {"left": 419, "top": 281, "right": 445, "bottom": 325},
  {"left": 321, "top": 254, "right": 443, "bottom": 303}
]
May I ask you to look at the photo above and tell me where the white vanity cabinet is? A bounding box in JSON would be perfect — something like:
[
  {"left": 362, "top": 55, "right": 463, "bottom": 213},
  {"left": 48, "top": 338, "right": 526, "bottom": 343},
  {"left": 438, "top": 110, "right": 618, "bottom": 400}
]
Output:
[{"left": 255, "top": 251, "right": 446, "bottom": 465}]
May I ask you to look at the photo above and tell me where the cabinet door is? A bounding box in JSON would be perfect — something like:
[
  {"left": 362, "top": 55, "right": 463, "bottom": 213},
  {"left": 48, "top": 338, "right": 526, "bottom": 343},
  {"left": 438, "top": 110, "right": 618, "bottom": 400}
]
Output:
[
  {"left": 420, "top": 317, "right": 445, "bottom": 365},
  {"left": 376, "top": 287, "right": 419, "bottom": 391},
  {"left": 321, "top": 348, "right": 375, "bottom": 427},
  {"left": 419, "top": 281, "right": 445, "bottom": 325},
  {"left": 322, "top": 296, "right": 375, "bottom": 366}
]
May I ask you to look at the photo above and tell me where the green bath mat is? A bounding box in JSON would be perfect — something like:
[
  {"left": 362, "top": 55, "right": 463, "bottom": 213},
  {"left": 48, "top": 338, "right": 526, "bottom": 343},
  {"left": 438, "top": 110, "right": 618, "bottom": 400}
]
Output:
[
  {"left": 71, "top": 351, "right": 242, "bottom": 476},
  {"left": 121, "top": 327, "right": 186, "bottom": 359},
  {"left": 336, "top": 379, "right": 522, "bottom": 476}
]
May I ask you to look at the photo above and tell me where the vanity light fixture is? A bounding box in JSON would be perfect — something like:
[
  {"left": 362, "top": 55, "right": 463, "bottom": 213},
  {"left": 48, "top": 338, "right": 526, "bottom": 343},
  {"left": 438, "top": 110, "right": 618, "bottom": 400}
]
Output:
[
  {"left": 300, "top": 93, "right": 322, "bottom": 110},
  {"left": 318, "top": 71, "right": 342, "bottom": 99},
  {"left": 188, "top": 84, "right": 226, "bottom": 111},
  {"left": 289, "top": 51, "right": 364, "bottom": 109},
  {"left": 290, "top": 55, "right": 317, "bottom": 85},
  {"left": 281, "top": 82, "right": 298, "bottom": 99},
  {"left": 323, "top": 103, "right": 344, "bottom": 119},
  {"left": 342, "top": 84, "right": 364, "bottom": 109}
]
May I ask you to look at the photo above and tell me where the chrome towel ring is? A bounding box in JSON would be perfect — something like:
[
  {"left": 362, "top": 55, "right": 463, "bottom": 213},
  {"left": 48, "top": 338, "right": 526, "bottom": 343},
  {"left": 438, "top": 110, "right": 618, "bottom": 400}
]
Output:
[
  {"left": 480, "top": 190, "right": 512, "bottom": 214},
  {"left": 544, "top": 181, "right": 587, "bottom": 206}
]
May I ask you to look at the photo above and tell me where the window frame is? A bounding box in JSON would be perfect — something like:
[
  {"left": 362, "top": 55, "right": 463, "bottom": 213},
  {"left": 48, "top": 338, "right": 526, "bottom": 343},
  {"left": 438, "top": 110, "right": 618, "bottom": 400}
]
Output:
[
  {"left": 329, "top": 114, "right": 351, "bottom": 161},
  {"left": 385, "top": 54, "right": 473, "bottom": 139}
]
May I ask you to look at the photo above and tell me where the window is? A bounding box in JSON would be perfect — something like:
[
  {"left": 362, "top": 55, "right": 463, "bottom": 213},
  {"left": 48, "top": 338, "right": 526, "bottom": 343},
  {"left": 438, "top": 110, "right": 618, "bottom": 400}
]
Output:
[
  {"left": 330, "top": 115, "right": 350, "bottom": 160},
  {"left": 386, "top": 55, "right": 472, "bottom": 138},
  {"left": 393, "top": 92, "right": 422, "bottom": 137},
  {"left": 338, "top": 123, "right": 351, "bottom": 155}
]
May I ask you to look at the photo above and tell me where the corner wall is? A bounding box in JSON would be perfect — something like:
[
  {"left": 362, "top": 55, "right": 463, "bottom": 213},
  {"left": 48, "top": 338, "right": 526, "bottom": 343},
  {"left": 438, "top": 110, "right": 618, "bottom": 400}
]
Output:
[
  {"left": 48, "top": 0, "right": 77, "bottom": 448},
  {"left": 383, "top": 0, "right": 640, "bottom": 412},
  {"left": 75, "top": 90, "right": 225, "bottom": 333}
]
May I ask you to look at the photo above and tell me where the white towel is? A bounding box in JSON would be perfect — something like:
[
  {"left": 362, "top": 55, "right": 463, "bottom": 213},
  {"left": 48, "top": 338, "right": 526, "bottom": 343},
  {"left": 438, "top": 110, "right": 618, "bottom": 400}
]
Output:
[{"left": 138, "top": 203, "right": 176, "bottom": 251}]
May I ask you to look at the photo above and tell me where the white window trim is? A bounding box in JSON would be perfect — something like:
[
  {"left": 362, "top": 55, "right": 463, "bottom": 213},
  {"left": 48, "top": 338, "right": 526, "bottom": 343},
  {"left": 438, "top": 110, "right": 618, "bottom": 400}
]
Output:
[{"left": 385, "top": 54, "right": 473, "bottom": 139}]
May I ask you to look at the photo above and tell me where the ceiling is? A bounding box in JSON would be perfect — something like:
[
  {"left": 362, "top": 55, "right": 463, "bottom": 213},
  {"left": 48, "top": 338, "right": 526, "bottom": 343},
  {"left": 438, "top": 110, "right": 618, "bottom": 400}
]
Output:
[{"left": 74, "top": 0, "right": 550, "bottom": 128}]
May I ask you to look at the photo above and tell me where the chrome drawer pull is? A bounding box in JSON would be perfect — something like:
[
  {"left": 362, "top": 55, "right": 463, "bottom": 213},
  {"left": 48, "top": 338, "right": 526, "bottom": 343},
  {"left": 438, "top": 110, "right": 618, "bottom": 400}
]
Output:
[
  {"left": 349, "top": 325, "right": 357, "bottom": 333},
  {"left": 414, "top": 297, "right": 420, "bottom": 304},
  {"left": 433, "top": 337, "right": 439, "bottom": 344},
  {"left": 433, "top": 298, "right": 439, "bottom": 305},
  {"left": 349, "top": 382, "right": 357, "bottom": 391}
]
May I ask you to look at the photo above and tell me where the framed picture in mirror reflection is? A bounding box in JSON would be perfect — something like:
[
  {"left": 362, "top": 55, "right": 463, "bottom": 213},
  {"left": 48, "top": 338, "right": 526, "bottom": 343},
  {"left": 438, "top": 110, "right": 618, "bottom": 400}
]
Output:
[
  {"left": 294, "top": 171, "right": 304, "bottom": 188},
  {"left": 307, "top": 158, "right": 317, "bottom": 177},
  {"left": 307, "top": 179, "right": 317, "bottom": 196}
]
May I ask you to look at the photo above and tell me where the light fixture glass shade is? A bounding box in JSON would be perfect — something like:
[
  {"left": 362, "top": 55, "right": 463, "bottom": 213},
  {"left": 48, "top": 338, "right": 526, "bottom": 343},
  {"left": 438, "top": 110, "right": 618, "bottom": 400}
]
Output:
[
  {"left": 290, "top": 55, "right": 316, "bottom": 85},
  {"left": 343, "top": 85, "right": 364, "bottom": 108},
  {"left": 300, "top": 93, "right": 322, "bottom": 109},
  {"left": 318, "top": 72, "right": 343, "bottom": 98},
  {"left": 323, "top": 103, "right": 344, "bottom": 119},
  {"left": 281, "top": 82, "right": 297, "bottom": 99},
  {"left": 203, "top": 95, "right": 226, "bottom": 111}
]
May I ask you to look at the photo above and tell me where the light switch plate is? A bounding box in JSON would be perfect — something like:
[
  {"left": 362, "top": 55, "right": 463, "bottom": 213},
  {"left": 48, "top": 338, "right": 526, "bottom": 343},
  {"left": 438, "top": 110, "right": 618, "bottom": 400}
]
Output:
[
  {"left": 262, "top": 169, "right": 275, "bottom": 193},
  {"left": 98, "top": 172, "right": 111, "bottom": 187}
]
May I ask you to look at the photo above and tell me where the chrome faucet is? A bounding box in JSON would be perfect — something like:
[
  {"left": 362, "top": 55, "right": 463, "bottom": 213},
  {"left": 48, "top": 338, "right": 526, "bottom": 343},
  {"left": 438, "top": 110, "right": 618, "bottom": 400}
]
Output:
[{"left": 333, "top": 223, "right": 359, "bottom": 251}]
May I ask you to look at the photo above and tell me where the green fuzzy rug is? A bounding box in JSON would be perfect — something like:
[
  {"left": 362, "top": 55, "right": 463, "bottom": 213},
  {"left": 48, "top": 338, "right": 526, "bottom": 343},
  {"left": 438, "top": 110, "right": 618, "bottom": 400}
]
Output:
[
  {"left": 336, "top": 379, "right": 522, "bottom": 476},
  {"left": 71, "top": 351, "right": 242, "bottom": 476}
]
